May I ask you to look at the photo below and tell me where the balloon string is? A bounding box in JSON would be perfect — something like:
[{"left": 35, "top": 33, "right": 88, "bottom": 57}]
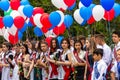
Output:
[
  {"left": 67, "top": 28, "right": 70, "bottom": 38},
  {"left": 26, "top": 26, "right": 29, "bottom": 40},
  {"left": 108, "top": 21, "right": 111, "bottom": 45}
]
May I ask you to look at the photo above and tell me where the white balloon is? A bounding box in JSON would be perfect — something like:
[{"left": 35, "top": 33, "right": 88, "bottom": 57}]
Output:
[
  {"left": 33, "top": 14, "right": 43, "bottom": 28},
  {"left": 3, "top": 29, "right": 9, "bottom": 42},
  {"left": 10, "top": 10, "right": 21, "bottom": 19},
  {"left": 0, "top": 27, "right": 6, "bottom": 36},
  {"left": 73, "top": 9, "right": 84, "bottom": 24},
  {"left": 18, "top": 6, "right": 26, "bottom": 19},
  {"left": 92, "top": 5, "right": 105, "bottom": 21},
  {"left": 79, "top": 2, "right": 85, "bottom": 9},
  {"left": 56, "top": 10, "right": 64, "bottom": 27},
  {"left": 7, "top": 24, "right": 18, "bottom": 36},
  {"left": 45, "top": 30, "right": 57, "bottom": 38},
  {"left": 51, "top": 0, "right": 68, "bottom": 10}
]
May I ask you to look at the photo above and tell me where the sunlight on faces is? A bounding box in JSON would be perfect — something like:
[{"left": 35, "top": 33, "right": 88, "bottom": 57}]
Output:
[
  {"left": 93, "top": 54, "right": 101, "bottom": 62},
  {"left": 41, "top": 43, "right": 48, "bottom": 52},
  {"left": 2, "top": 45, "right": 8, "bottom": 53},
  {"left": 61, "top": 40, "right": 69, "bottom": 49},
  {"left": 112, "top": 34, "right": 119, "bottom": 43},
  {"left": 75, "top": 42, "right": 82, "bottom": 51},
  {"left": 86, "top": 39, "right": 90, "bottom": 49},
  {"left": 51, "top": 40, "right": 57, "bottom": 49},
  {"left": 21, "top": 46, "right": 26, "bottom": 54},
  {"left": 117, "top": 49, "right": 120, "bottom": 61}
]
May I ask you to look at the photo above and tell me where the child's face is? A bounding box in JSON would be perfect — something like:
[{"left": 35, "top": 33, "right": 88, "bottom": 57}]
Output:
[
  {"left": 117, "top": 49, "right": 120, "bottom": 61},
  {"left": 93, "top": 54, "right": 100, "bottom": 61}
]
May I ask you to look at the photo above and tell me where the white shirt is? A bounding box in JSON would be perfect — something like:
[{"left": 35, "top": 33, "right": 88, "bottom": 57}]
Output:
[
  {"left": 91, "top": 59, "right": 107, "bottom": 80},
  {"left": 111, "top": 61, "right": 118, "bottom": 78},
  {"left": 102, "top": 43, "right": 112, "bottom": 65},
  {"left": 112, "top": 42, "right": 120, "bottom": 59}
]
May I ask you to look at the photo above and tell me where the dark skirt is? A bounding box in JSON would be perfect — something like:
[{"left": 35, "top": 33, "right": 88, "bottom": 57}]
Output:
[
  {"left": 34, "top": 67, "right": 42, "bottom": 80},
  {"left": 74, "top": 66, "right": 85, "bottom": 80}
]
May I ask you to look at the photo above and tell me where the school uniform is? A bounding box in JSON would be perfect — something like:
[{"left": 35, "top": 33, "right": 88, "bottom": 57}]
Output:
[
  {"left": 102, "top": 43, "right": 112, "bottom": 65},
  {"left": 111, "top": 61, "right": 119, "bottom": 79},
  {"left": 48, "top": 49, "right": 61, "bottom": 80},
  {"left": 41, "top": 51, "right": 49, "bottom": 80},
  {"left": 91, "top": 59, "right": 107, "bottom": 80},
  {"left": 112, "top": 42, "right": 120, "bottom": 61},
  {"left": 71, "top": 50, "right": 86, "bottom": 80},
  {"left": 12, "top": 52, "right": 22, "bottom": 80},
  {"left": 58, "top": 49, "right": 72, "bottom": 80},
  {"left": 1, "top": 51, "right": 14, "bottom": 80}
]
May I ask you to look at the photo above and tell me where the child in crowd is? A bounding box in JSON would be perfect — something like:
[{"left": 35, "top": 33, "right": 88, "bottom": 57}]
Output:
[
  {"left": 111, "top": 47, "right": 120, "bottom": 80},
  {"left": 91, "top": 49, "right": 107, "bottom": 80}
]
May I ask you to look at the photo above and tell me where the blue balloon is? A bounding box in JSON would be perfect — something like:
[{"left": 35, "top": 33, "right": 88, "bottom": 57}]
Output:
[
  {"left": 89, "top": 4, "right": 96, "bottom": 10},
  {"left": 27, "top": 21, "right": 33, "bottom": 27},
  {"left": 49, "top": 11, "right": 61, "bottom": 26},
  {"left": 19, "top": 23, "right": 27, "bottom": 33},
  {"left": 80, "top": 0, "right": 93, "bottom": 7},
  {"left": 49, "top": 26, "right": 56, "bottom": 30},
  {"left": 68, "top": 2, "right": 76, "bottom": 10},
  {"left": 80, "top": 20, "right": 86, "bottom": 26},
  {"left": 23, "top": 5, "right": 33, "bottom": 18},
  {"left": 64, "top": 15, "right": 73, "bottom": 28},
  {"left": 113, "top": 3, "right": 120, "bottom": 17},
  {"left": 57, "top": 36, "right": 64, "bottom": 47},
  {"left": 80, "top": 7, "right": 92, "bottom": 20},
  {"left": 100, "top": 0, "right": 114, "bottom": 11},
  {"left": 34, "top": 27, "right": 43, "bottom": 37},
  {"left": 0, "top": 0, "right": 9, "bottom": 11},
  {"left": 20, "top": 0, "right": 30, "bottom": 5},
  {"left": 18, "top": 31, "right": 23, "bottom": 40},
  {"left": 3, "top": 15, "right": 13, "bottom": 28}
]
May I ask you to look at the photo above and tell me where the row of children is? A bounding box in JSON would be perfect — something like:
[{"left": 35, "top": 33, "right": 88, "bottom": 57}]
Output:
[{"left": 0, "top": 30, "right": 120, "bottom": 80}]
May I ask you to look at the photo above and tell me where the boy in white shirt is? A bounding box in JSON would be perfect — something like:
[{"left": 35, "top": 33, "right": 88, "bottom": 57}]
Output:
[{"left": 91, "top": 49, "right": 107, "bottom": 80}]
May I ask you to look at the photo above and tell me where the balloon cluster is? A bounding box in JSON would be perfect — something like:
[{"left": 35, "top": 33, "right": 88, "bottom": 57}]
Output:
[
  {"left": 0, "top": 0, "right": 74, "bottom": 44},
  {"left": 51, "top": 0, "right": 76, "bottom": 11},
  {"left": 74, "top": 0, "right": 118, "bottom": 25}
]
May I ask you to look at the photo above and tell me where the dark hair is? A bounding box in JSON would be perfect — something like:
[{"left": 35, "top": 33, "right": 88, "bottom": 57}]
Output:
[
  {"left": 112, "top": 31, "right": 120, "bottom": 37},
  {"left": 93, "top": 48, "right": 103, "bottom": 57},
  {"left": 40, "top": 41, "right": 48, "bottom": 46},
  {"left": 74, "top": 40, "right": 83, "bottom": 51},
  {"left": 95, "top": 34, "right": 105, "bottom": 40},
  {"left": 61, "top": 38, "right": 70, "bottom": 49},
  {"left": 31, "top": 41, "right": 36, "bottom": 51},
  {"left": 2, "top": 42, "right": 12, "bottom": 50},
  {"left": 50, "top": 38, "right": 59, "bottom": 51},
  {"left": 22, "top": 44, "right": 29, "bottom": 54}
]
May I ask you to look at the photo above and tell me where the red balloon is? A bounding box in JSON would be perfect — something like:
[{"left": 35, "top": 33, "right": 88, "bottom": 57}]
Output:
[
  {"left": 87, "top": 16, "right": 95, "bottom": 24},
  {"left": 33, "top": 7, "right": 44, "bottom": 16},
  {"left": 0, "top": 17, "right": 4, "bottom": 29},
  {"left": 59, "top": 23, "right": 66, "bottom": 34},
  {"left": 30, "top": 17, "right": 36, "bottom": 26},
  {"left": 53, "top": 27, "right": 60, "bottom": 36},
  {"left": 14, "top": 16, "right": 25, "bottom": 29},
  {"left": 41, "top": 27, "right": 48, "bottom": 33},
  {"left": 10, "top": 0, "right": 20, "bottom": 10},
  {"left": 40, "top": 13, "right": 52, "bottom": 29},
  {"left": 64, "top": 0, "right": 76, "bottom": 7},
  {"left": 53, "top": 23, "right": 66, "bottom": 36},
  {"left": 104, "top": 8, "right": 115, "bottom": 21},
  {"left": 45, "top": 37, "right": 52, "bottom": 47},
  {"left": 9, "top": 32, "right": 18, "bottom": 44}
]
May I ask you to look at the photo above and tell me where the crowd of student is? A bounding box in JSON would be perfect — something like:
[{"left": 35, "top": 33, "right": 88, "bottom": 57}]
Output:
[{"left": 0, "top": 31, "right": 120, "bottom": 80}]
